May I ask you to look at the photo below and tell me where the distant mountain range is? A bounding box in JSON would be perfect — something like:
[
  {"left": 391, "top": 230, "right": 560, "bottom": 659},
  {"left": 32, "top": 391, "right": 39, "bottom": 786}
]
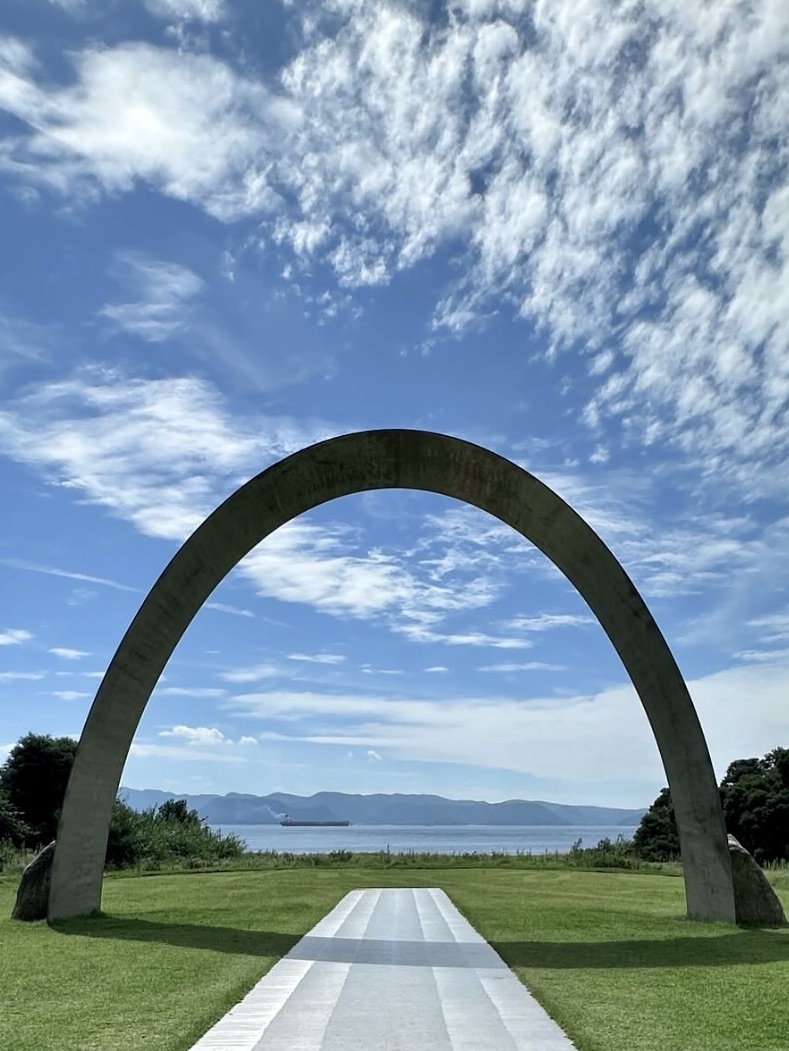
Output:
[{"left": 118, "top": 788, "right": 646, "bottom": 827}]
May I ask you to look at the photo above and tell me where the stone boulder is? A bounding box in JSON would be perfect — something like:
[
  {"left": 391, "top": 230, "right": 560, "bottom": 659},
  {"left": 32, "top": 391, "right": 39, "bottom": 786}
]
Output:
[
  {"left": 11, "top": 841, "right": 55, "bottom": 922},
  {"left": 728, "top": 834, "right": 787, "bottom": 927}
]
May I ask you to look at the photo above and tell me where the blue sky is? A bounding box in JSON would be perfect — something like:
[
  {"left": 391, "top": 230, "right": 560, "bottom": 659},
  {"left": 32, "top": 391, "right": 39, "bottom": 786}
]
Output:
[{"left": 1, "top": 0, "right": 788, "bottom": 809}]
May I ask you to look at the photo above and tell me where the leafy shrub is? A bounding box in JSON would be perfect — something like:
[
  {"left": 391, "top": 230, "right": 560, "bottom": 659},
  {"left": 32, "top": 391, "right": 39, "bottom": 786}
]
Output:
[
  {"left": 104, "top": 799, "right": 244, "bottom": 870},
  {"left": 0, "top": 791, "right": 31, "bottom": 848}
]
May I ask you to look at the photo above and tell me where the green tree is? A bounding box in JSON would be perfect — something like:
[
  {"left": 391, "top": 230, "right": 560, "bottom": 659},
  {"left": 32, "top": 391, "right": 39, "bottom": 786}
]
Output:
[
  {"left": 720, "top": 747, "right": 789, "bottom": 864},
  {"left": 0, "top": 789, "right": 30, "bottom": 846},
  {"left": 634, "top": 747, "right": 789, "bottom": 865},
  {"left": 0, "top": 732, "right": 244, "bottom": 868},
  {"left": 632, "top": 787, "right": 680, "bottom": 861},
  {"left": 157, "top": 798, "right": 200, "bottom": 826},
  {"left": 104, "top": 798, "right": 143, "bottom": 869},
  {"left": 0, "top": 733, "right": 78, "bottom": 846}
]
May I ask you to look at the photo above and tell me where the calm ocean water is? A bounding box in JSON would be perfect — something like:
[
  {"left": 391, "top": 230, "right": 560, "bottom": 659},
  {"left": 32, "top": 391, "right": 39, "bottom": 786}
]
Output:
[{"left": 209, "top": 823, "right": 637, "bottom": 855}]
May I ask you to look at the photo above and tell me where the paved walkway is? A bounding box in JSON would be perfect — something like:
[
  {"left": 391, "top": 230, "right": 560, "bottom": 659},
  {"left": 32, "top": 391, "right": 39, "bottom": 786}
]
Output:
[{"left": 189, "top": 888, "right": 578, "bottom": 1050}]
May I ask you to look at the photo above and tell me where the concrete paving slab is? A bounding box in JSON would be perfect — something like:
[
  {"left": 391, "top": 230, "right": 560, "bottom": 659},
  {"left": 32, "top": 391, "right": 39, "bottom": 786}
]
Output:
[{"left": 188, "top": 888, "right": 579, "bottom": 1050}]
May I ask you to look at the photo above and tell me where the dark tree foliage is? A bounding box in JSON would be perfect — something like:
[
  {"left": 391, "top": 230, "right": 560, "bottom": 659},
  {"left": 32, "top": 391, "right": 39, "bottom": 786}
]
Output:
[
  {"left": 0, "top": 733, "right": 78, "bottom": 847},
  {"left": 105, "top": 798, "right": 142, "bottom": 869},
  {"left": 634, "top": 746, "right": 789, "bottom": 865},
  {"left": 720, "top": 747, "right": 789, "bottom": 864},
  {"left": 156, "top": 798, "right": 200, "bottom": 826},
  {"left": 0, "top": 789, "right": 31, "bottom": 846},
  {"left": 0, "top": 733, "right": 244, "bottom": 868},
  {"left": 104, "top": 798, "right": 244, "bottom": 869},
  {"left": 632, "top": 787, "right": 680, "bottom": 861}
]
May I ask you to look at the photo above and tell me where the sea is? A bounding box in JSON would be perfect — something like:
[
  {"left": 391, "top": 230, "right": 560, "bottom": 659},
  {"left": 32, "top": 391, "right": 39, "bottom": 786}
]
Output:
[{"left": 209, "top": 823, "right": 638, "bottom": 855}]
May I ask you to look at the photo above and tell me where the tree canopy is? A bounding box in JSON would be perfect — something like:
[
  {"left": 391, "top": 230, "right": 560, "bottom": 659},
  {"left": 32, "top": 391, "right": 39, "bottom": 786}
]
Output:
[
  {"left": 634, "top": 746, "right": 789, "bottom": 864},
  {"left": 720, "top": 747, "right": 789, "bottom": 864},
  {"left": 0, "top": 790, "right": 30, "bottom": 847},
  {"left": 0, "top": 733, "right": 78, "bottom": 847},
  {"left": 632, "top": 787, "right": 680, "bottom": 861},
  {"left": 0, "top": 732, "right": 244, "bottom": 870}
]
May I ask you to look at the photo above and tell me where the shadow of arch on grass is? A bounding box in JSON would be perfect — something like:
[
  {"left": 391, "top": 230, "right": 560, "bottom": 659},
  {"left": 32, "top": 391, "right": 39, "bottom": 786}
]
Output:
[
  {"left": 52, "top": 915, "right": 300, "bottom": 958},
  {"left": 47, "top": 430, "right": 735, "bottom": 923},
  {"left": 50, "top": 917, "right": 789, "bottom": 968}
]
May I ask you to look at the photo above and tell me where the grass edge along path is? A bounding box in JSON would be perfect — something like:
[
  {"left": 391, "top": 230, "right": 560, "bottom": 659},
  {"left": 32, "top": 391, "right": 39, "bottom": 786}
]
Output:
[{"left": 1, "top": 865, "right": 788, "bottom": 1051}]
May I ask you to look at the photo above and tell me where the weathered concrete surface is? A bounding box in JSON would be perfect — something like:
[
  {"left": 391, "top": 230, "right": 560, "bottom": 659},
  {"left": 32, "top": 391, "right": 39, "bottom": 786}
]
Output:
[
  {"left": 47, "top": 430, "right": 735, "bottom": 923},
  {"left": 189, "top": 888, "right": 579, "bottom": 1050},
  {"left": 12, "top": 841, "right": 55, "bottom": 921},
  {"left": 728, "top": 835, "right": 787, "bottom": 926}
]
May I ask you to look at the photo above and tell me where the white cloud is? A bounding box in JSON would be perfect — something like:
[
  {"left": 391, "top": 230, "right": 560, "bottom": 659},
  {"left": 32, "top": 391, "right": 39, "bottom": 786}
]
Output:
[
  {"left": 0, "top": 38, "right": 36, "bottom": 82},
  {"left": 229, "top": 655, "right": 789, "bottom": 788},
  {"left": 0, "top": 373, "right": 326, "bottom": 541},
  {"left": 0, "top": 311, "right": 52, "bottom": 369},
  {"left": 128, "top": 741, "right": 245, "bottom": 762},
  {"left": 241, "top": 520, "right": 470, "bottom": 622},
  {"left": 0, "top": 671, "right": 45, "bottom": 681},
  {"left": 287, "top": 652, "right": 346, "bottom": 665},
  {"left": 219, "top": 663, "right": 281, "bottom": 684},
  {"left": 413, "top": 491, "right": 749, "bottom": 608},
  {"left": 48, "top": 647, "right": 90, "bottom": 660},
  {"left": 360, "top": 665, "right": 403, "bottom": 676},
  {"left": 505, "top": 614, "right": 594, "bottom": 632},
  {"left": 3, "top": 6, "right": 788, "bottom": 486},
  {"left": 144, "top": 0, "right": 226, "bottom": 21},
  {"left": 399, "top": 626, "right": 533, "bottom": 648},
  {"left": 734, "top": 648, "right": 789, "bottom": 665},
  {"left": 747, "top": 611, "right": 789, "bottom": 642},
  {"left": 367, "top": 749, "right": 383, "bottom": 761},
  {"left": 100, "top": 253, "right": 203, "bottom": 342},
  {"left": 52, "top": 690, "right": 91, "bottom": 700},
  {"left": 48, "top": 0, "right": 87, "bottom": 11},
  {"left": 230, "top": 686, "right": 661, "bottom": 784},
  {"left": 478, "top": 662, "right": 565, "bottom": 673},
  {"left": 259, "top": 730, "right": 379, "bottom": 747},
  {"left": 2, "top": 558, "right": 138, "bottom": 592},
  {"left": 425, "top": 666, "right": 448, "bottom": 673},
  {"left": 0, "top": 628, "right": 33, "bottom": 646},
  {"left": 270, "top": 2, "right": 789, "bottom": 484},
  {"left": 514, "top": 470, "right": 761, "bottom": 600},
  {"left": 158, "top": 724, "right": 228, "bottom": 745},
  {"left": 0, "top": 372, "right": 760, "bottom": 651},
  {"left": 204, "top": 602, "right": 254, "bottom": 618},
  {"left": 157, "top": 687, "right": 227, "bottom": 697},
  {"left": 0, "top": 41, "right": 297, "bottom": 221}
]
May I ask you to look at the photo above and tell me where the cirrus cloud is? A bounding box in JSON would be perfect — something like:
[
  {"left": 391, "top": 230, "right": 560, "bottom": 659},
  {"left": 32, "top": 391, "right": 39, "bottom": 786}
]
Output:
[{"left": 3, "top": 6, "right": 788, "bottom": 486}]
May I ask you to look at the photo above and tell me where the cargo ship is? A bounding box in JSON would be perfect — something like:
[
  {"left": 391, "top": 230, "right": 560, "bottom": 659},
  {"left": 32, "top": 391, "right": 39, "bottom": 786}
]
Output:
[{"left": 280, "top": 815, "right": 350, "bottom": 827}]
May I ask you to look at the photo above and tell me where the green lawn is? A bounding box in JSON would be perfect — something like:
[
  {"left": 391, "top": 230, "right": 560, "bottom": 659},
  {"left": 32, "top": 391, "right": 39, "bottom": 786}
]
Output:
[{"left": 1, "top": 867, "right": 787, "bottom": 1051}]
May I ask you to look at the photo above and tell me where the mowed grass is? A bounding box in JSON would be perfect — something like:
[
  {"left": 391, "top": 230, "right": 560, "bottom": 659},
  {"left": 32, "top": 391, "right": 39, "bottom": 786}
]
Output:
[{"left": 1, "top": 866, "right": 788, "bottom": 1051}]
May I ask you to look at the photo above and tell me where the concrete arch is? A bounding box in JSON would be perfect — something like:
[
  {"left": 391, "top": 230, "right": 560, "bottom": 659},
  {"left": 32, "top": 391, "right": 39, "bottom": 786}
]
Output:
[{"left": 48, "top": 430, "right": 735, "bottom": 923}]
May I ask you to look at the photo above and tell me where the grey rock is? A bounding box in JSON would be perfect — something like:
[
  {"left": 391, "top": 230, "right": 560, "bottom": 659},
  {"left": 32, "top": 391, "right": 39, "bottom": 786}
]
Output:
[
  {"left": 728, "top": 834, "right": 787, "bottom": 926},
  {"left": 12, "top": 841, "right": 56, "bottom": 921}
]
